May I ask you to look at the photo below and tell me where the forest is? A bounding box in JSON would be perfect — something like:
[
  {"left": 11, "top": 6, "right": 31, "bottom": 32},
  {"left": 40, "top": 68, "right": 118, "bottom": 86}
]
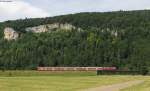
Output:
[{"left": 0, "top": 10, "right": 150, "bottom": 72}]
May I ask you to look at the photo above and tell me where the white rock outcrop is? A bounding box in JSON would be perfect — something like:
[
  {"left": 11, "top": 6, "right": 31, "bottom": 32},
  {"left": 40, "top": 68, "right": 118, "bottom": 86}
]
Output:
[
  {"left": 4, "top": 27, "right": 19, "bottom": 40},
  {"left": 3, "top": 23, "right": 82, "bottom": 40},
  {"left": 25, "top": 23, "right": 79, "bottom": 33}
]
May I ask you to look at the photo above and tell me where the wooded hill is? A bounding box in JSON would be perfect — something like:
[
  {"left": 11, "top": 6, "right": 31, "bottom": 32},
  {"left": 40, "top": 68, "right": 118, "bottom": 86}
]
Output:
[{"left": 0, "top": 10, "right": 150, "bottom": 71}]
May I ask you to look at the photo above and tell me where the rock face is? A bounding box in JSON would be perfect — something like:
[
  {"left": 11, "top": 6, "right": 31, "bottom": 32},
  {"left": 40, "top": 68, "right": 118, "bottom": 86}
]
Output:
[
  {"left": 25, "top": 23, "right": 79, "bottom": 33},
  {"left": 3, "top": 23, "right": 82, "bottom": 40},
  {"left": 4, "top": 27, "right": 19, "bottom": 40}
]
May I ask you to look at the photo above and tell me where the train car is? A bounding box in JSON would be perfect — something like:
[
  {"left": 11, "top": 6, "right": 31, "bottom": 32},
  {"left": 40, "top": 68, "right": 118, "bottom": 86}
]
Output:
[
  {"left": 96, "top": 67, "right": 117, "bottom": 71},
  {"left": 37, "top": 67, "right": 97, "bottom": 71}
]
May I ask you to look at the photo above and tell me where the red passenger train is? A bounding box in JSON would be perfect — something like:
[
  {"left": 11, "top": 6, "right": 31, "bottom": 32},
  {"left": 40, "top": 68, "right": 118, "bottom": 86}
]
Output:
[{"left": 37, "top": 67, "right": 117, "bottom": 71}]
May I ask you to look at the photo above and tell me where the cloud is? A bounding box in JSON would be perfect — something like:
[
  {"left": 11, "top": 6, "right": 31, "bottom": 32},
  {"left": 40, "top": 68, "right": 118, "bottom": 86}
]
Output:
[
  {"left": 27, "top": 0, "right": 150, "bottom": 16},
  {"left": 100, "top": 0, "right": 150, "bottom": 11},
  {"left": 1, "top": 0, "right": 150, "bottom": 22},
  {"left": 0, "top": 0, "right": 50, "bottom": 22}
]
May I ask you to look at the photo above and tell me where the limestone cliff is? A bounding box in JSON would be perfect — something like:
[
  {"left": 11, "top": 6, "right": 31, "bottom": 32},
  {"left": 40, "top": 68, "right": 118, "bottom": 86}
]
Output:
[
  {"left": 3, "top": 23, "right": 82, "bottom": 40},
  {"left": 4, "top": 27, "right": 19, "bottom": 40},
  {"left": 25, "top": 23, "right": 81, "bottom": 33}
]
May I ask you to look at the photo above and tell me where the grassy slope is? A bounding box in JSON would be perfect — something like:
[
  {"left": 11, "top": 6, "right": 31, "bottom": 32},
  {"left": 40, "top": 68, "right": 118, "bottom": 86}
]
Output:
[{"left": 0, "top": 71, "right": 146, "bottom": 91}]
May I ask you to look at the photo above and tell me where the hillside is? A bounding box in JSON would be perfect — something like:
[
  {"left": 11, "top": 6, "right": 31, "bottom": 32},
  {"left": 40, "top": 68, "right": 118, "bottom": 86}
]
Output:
[{"left": 0, "top": 10, "right": 150, "bottom": 71}]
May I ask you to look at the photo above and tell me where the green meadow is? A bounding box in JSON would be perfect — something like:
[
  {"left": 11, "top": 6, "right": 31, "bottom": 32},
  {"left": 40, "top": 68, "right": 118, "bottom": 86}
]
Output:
[
  {"left": 0, "top": 71, "right": 149, "bottom": 91},
  {"left": 122, "top": 76, "right": 150, "bottom": 91}
]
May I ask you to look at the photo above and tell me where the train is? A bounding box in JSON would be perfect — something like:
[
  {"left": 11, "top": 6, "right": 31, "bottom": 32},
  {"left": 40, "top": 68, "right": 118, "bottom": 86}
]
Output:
[
  {"left": 37, "top": 67, "right": 145, "bottom": 75},
  {"left": 37, "top": 67, "right": 117, "bottom": 71}
]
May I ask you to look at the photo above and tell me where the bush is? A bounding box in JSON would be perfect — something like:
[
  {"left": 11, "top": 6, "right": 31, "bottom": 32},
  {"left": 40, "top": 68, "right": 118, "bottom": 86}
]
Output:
[{"left": 140, "top": 66, "right": 149, "bottom": 75}]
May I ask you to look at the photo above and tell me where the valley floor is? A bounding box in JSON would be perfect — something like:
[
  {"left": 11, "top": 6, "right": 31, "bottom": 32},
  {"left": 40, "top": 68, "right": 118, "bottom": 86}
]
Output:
[{"left": 0, "top": 71, "right": 149, "bottom": 91}]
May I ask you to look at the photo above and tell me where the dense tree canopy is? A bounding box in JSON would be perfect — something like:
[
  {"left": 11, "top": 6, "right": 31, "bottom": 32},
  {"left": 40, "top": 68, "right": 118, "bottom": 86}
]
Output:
[{"left": 0, "top": 10, "right": 150, "bottom": 71}]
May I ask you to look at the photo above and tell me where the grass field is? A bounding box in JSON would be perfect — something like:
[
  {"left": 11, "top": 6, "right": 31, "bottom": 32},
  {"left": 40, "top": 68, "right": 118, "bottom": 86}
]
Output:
[
  {"left": 122, "top": 76, "right": 150, "bottom": 91},
  {"left": 0, "top": 71, "right": 149, "bottom": 91}
]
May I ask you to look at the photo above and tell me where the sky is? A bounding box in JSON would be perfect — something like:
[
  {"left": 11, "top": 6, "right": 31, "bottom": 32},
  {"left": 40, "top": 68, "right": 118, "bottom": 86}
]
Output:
[{"left": 0, "top": 0, "right": 150, "bottom": 22}]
